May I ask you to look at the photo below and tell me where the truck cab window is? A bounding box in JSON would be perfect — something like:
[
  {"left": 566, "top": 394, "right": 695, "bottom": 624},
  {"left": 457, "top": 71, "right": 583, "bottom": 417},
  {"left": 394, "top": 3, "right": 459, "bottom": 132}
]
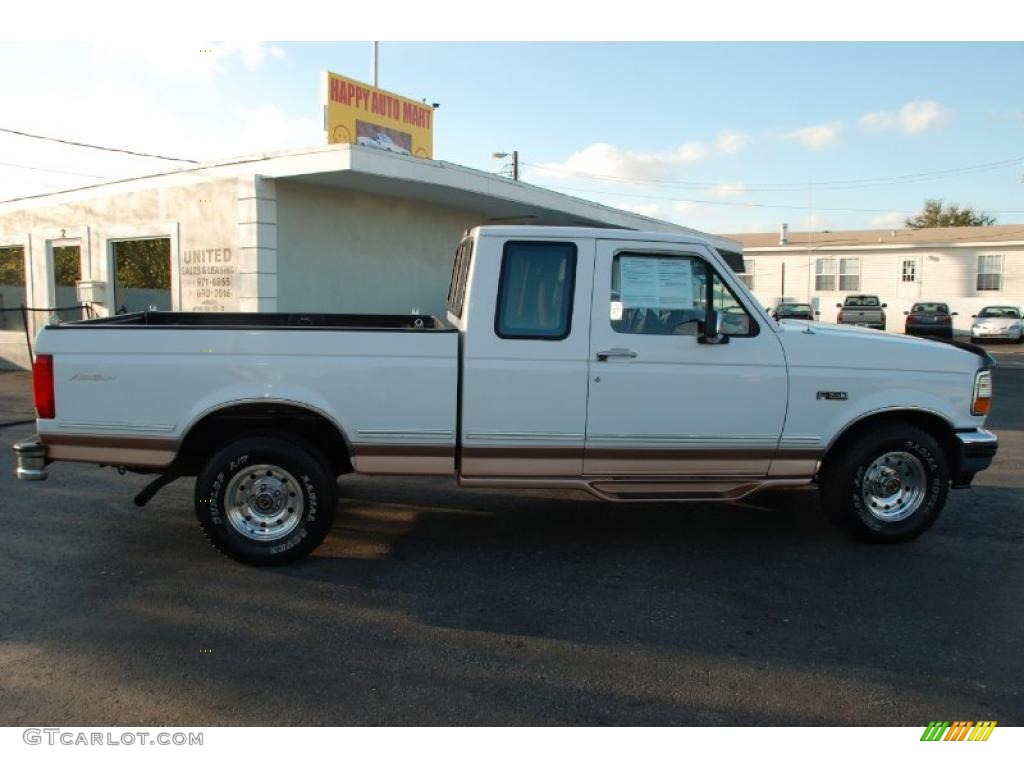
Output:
[
  {"left": 495, "top": 241, "right": 576, "bottom": 340},
  {"left": 610, "top": 252, "right": 753, "bottom": 337}
]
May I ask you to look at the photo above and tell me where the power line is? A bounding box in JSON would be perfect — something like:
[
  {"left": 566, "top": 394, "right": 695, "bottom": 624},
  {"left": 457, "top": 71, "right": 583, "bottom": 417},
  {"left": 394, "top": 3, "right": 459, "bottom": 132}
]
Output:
[
  {"left": 0, "top": 160, "right": 112, "bottom": 180},
  {"left": 0, "top": 127, "right": 199, "bottom": 164},
  {"left": 542, "top": 183, "right": 1024, "bottom": 216},
  {"left": 523, "top": 155, "right": 1024, "bottom": 192}
]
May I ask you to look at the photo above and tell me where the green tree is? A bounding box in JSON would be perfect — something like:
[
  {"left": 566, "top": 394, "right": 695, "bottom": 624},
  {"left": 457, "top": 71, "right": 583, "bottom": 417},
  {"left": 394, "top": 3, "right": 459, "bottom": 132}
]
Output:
[
  {"left": 113, "top": 239, "right": 171, "bottom": 289},
  {"left": 905, "top": 199, "right": 996, "bottom": 229}
]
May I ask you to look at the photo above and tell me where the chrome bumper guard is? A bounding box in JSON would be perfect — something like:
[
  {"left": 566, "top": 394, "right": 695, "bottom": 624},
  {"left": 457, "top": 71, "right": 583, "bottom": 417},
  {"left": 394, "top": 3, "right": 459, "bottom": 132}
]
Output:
[
  {"left": 951, "top": 428, "right": 998, "bottom": 488},
  {"left": 13, "top": 434, "right": 48, "bottom": 481}
]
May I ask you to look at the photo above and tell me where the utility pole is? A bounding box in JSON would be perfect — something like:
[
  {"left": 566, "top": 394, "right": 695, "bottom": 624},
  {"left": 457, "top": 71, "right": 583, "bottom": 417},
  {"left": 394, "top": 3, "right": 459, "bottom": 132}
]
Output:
[{"left": 371, "top": 42, "right": 379, "bottom": 88}]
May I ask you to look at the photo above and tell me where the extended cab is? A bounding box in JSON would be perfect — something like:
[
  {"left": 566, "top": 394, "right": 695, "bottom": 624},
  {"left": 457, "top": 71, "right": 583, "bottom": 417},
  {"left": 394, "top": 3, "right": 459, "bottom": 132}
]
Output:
[{"left": 14, "top": 227, "right": 998, "bottom": 565}]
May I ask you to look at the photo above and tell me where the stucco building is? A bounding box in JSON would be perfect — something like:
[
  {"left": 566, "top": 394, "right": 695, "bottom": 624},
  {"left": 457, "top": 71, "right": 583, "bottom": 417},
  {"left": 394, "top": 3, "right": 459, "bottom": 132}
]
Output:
[
  {"left": 726, "top": 224, "right": 1024, "bottom": 332},
  {"left": 0, "top": 144, "right": 741, "bottom": 369}
]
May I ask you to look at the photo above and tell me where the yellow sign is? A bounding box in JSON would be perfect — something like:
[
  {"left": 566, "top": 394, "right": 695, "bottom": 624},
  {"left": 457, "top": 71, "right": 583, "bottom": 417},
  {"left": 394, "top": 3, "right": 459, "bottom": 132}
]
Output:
[{"left": 322, "top": 70, "right": 434, "bottom": 159}]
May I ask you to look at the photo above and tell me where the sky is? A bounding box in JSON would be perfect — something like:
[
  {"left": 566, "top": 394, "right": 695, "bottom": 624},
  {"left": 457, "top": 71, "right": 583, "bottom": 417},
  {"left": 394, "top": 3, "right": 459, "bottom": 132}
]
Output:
[{"left": 0, "top": 41, "right": 1022, "bottom": 235}]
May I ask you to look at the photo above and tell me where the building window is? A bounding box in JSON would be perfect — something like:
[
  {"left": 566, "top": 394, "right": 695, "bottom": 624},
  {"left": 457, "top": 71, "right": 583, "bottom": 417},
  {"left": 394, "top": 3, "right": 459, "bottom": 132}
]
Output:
[
  {"left": 112, "top": 238, "right": 172, "bottom": 313},
  {"left": 737, "top": 259, "right": 754, "bottom": 290},
  {"left": 0, "top": 246, "right": 27, "bottom": 330},
  {"left": 977, "top": 254, "right": 1003, "bottom": 291},
  {"left": 815, "top": 257, "right": 836, "bottom": 291},
  {"left": 839, "top": 258, "right": 861, "bottom": 291},
  {"left": 494, "top": 241, "right": 576, "bottom": 340},
  {"left": 901, "top": 259, "right": 917, "bottom": 283}
]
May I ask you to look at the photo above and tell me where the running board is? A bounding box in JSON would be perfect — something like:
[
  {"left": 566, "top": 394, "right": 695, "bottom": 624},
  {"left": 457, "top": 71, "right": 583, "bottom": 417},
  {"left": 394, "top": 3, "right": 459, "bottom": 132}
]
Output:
[{"left": 457, "top": 475, "right": 814, "bottom": 502}]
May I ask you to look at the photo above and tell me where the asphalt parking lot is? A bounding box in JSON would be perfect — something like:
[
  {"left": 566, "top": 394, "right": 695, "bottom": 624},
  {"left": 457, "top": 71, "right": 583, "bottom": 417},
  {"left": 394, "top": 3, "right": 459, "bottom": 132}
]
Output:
[{"left": 1, "top": 351, "right": 1022, "bottom": 726}]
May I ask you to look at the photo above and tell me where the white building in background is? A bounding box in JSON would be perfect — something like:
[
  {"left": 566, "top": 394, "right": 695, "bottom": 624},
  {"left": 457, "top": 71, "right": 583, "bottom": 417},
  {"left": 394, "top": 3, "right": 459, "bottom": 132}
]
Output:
[
  {"left": 725, "top": 225, "right": 1024, "bottom": 332},
  {"left": 0, "top": 144, "right": 741, "bottom": 369}
]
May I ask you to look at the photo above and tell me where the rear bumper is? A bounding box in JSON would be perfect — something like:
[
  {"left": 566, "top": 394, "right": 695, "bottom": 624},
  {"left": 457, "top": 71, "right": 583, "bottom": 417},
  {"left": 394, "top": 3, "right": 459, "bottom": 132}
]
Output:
[
  {"left": 12, "top": 434, "right": 48, "bottom": 481},
  {"left": 906, "top": 325, "right": 953, "bottom": 338},
  {"left": 951, "top": 428, "right": 998, "bottom": 488}
]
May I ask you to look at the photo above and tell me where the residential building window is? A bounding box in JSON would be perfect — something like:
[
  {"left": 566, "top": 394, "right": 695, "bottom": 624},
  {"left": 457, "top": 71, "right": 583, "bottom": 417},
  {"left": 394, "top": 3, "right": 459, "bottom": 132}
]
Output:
[
  {"left": 976, "top": 254, "right": 1003, "bottom": 291},
  {"left": 815, "top": 257, "right": 836, "bottom": 291},
  {"left": 901, "top": 259, "right": 917, "bottom": 283},
  {"left": 737, "top": 259, "right": 754, "bottom": 290},
  {"left": 839, "top": 257, "right": 861, "bottom": 291}
]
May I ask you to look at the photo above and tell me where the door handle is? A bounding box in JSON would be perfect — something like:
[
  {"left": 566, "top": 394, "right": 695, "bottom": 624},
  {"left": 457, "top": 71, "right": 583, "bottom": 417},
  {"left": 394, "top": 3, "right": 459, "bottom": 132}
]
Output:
[{"left": 596, "top": 348, "right": 638, "bottom": 361}]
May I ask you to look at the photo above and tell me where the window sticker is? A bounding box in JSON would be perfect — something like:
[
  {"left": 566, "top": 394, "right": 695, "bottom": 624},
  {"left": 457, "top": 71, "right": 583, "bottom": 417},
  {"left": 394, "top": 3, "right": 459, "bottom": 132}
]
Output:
[
  {"left": 610, "top": 300, "right": 623, "bottom": 321},
  {"left": 619, "top": 256, "right": 694, "bottom": 310}
]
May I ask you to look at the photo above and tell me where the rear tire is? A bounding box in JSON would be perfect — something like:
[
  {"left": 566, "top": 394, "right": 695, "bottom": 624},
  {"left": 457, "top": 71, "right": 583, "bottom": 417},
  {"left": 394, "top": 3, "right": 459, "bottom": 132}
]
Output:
[
  {"left": 195, "top": 436, "right": 336, "bottom": 565},
  {"left": 819, "top": 424, "right": 949, "bottom": 543}
]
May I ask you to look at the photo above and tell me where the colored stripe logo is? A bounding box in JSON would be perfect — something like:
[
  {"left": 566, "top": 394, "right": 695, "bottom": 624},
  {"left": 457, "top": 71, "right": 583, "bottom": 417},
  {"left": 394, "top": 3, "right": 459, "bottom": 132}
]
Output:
[{"left": 921, "top": 721, "right": 997, "bottom": 741}]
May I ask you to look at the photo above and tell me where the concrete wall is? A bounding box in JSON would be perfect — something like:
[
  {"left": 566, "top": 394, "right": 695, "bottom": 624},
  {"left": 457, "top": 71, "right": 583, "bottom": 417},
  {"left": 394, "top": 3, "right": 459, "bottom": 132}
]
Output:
[
  {"left": 274, "top": 180, "right": 487, "bottom": 317},
  {"left": 745, "top": 246, "right": 1024, "bottom": 333},
  {"left": 0, "top": 177, "right": 244, "bottom": 367}
]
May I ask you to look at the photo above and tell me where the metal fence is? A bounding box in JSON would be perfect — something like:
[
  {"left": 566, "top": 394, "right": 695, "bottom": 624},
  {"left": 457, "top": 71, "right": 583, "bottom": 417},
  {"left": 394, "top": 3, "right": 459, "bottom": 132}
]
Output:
[{"left": 0, "top": 304, "right": 96, "bottom": 362}]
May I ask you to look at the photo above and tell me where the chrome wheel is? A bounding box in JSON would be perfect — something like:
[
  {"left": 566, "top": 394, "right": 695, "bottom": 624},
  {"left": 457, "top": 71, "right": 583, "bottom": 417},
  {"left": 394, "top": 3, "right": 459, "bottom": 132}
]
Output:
[
  {"left": 861, "top": 451, "right": 927, "bottom": 522},
  {"left": 224, "top": 464, "right": 304, "bottom": 542}
]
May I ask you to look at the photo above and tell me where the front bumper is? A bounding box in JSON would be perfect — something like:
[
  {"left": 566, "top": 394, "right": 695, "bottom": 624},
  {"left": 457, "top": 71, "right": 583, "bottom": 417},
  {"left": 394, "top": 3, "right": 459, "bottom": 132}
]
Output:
[
  {"left": 972, "top": 326, "right": 1022, "bottom": 340},
  {"left": 13, "top": 434, "right": 48, "bottom": 481},
  {"left": 951, "top": 428, "right": 998, "bottom": 488}
]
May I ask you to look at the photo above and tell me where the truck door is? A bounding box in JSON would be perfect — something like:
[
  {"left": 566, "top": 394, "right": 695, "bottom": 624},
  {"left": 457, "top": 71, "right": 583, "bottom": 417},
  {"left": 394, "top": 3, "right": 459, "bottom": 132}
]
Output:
[
  {"left": 460, "top": 235, "right": 594, "bottom": 478},
  {"left": 584, "top": 240, "right": 788, "bottom": 478}
]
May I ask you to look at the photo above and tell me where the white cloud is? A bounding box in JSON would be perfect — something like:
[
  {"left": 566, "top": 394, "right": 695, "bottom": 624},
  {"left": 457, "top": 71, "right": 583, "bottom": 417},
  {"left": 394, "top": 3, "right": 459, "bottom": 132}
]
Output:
[
  {"left": 0, "top": 76, "right": 320, "bottom": 200},
  {"left": 716, "top": 130, "right": 751, "bottom": 155},
  {"left": 858, "top": 100, "right": 952, "bottom": 135},
  {"left": 616, "top": 202, "right": 663, "bottom": 218},
  {"left": 869, "top": 211, "right": 906, "bottom": 228},
  {"left": 708, "top": 181, "right": 747, "bottom": 198},
  {"left": 898, "top": 100, "right": 952, "bottom": 134},
  {"left": 93, "top": 41, "right": 286, "bottom": 79},
  {"left": 858, "top": 110, "right": 897, "bottom": 132},
  {"left": 673, "top": 200, "right": 700, "bottom": 214},
  {"left": 535, "top": 140, "right": 711, "bottom": 181},
  {"left": 537, "top": 127, "right": 753, "bottom": 184},
  {"left": 783, "top": 122, "right": 843, "bottom": 151}
]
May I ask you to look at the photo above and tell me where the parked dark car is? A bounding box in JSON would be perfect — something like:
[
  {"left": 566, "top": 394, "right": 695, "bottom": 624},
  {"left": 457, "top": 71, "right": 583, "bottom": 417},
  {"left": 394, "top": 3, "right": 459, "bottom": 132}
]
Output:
[
  {"left": 836, "top": 295, "right": 887, "bottom": 330},
  {"left": 904, "top": 302, "right": 957, "bottom": 339},
  {"left": 769, "top": 302, "right": 819, "bottom": 321}
]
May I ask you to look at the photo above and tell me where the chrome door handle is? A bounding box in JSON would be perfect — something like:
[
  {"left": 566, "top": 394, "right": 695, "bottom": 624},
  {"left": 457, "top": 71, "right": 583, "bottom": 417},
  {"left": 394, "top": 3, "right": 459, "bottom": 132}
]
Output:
[{"left": 596, "top": 348, "right": 638, "bottom": 361}]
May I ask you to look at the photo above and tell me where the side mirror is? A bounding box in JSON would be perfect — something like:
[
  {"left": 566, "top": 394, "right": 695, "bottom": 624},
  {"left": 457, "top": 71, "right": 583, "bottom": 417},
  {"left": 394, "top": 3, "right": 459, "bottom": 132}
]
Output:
[
  {"left": 882, "top": 303, "right": 888, "bottom": 308},
  {"left": 836, "top": 303, "right": 842, "bottom": 308},
  {"left": 698, "top": 309, "right": 730, "bottom": 345},
  {"left": 814, "top": 311, "right": 820, "bottom": 316},
  {"left": 951, "top": 312, "right": 959, "bottom": 316},
  {"left": 903, "top": 310, "right": 909, "bottom": 315},
  {"left": 971, "top": 314, "right": 977, "bottom": 319}
]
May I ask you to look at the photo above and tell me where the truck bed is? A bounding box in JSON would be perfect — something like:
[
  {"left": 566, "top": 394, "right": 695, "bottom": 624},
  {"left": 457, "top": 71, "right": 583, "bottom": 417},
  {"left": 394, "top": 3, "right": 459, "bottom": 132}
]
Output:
[{"left": 58, "top": 311, "right": 450, "bottom": 331}]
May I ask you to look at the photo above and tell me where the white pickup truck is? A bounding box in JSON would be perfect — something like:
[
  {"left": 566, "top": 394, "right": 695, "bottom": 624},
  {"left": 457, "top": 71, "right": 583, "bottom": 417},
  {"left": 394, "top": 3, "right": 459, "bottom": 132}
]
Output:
[{"left": 14, "top": 226, "right": 998, "bottom": 565}]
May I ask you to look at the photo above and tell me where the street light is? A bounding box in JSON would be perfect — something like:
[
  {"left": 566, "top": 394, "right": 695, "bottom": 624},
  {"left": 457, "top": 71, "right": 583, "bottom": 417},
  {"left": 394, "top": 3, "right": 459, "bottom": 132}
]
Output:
[{"left": 491, "top": 150, "right": 519, "bottom": 181}]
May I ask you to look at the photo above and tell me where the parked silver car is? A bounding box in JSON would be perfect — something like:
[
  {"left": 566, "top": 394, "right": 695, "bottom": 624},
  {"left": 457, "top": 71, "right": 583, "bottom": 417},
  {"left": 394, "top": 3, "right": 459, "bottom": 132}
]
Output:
[{"left": 970, "top": 306, "right": 1023, "bottom": 342}]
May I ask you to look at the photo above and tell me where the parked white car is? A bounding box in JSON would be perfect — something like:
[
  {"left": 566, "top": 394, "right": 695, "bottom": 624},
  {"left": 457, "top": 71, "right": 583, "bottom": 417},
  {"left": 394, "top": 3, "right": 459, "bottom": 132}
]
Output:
[
  {"left": 970, "top": 305, "right": 1023, "bottom": 342},
  {"left": 355, "top": 132, "right": 411, "bottom": 156},
  {"left": 14, "top": 227, "right": 998, "bottom": 565}
]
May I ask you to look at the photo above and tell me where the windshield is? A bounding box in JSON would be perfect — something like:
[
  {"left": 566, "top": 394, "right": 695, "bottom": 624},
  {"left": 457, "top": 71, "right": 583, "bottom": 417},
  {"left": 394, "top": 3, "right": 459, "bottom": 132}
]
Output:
[
  {"left": 845, "top": 296, "right": 879, "bottom": 307},
  {"left": 911, "top": 303, "right": 949, "bottom": 314},
  {"left": 979, "top": 307, "right": 1021, "bottom": 319}
]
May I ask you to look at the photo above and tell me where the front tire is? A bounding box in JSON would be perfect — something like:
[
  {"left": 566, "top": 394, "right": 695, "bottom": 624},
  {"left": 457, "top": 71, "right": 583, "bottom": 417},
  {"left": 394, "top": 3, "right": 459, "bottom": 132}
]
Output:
[
  {"left": 819, "top": 424, "right": 949, "bottom": 543},
  {"left": 195, "top": 436, "right": 336, "bottom": 565}
]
